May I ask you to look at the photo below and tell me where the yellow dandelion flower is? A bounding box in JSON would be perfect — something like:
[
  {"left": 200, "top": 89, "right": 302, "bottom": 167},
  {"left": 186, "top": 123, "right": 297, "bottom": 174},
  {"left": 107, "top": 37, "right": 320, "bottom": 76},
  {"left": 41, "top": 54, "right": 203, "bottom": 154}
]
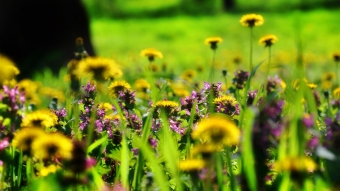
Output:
[
  {"left": 171, "top": 83, "right": 190, "bottom": 97},
  {"left": 332, "top": 52, "right": 340, "bottom": 62},
  {"left": 292, "top": 78, "right": 308, "bottom": 90},
  {"left": 322, "top": 72, "right": 336, "bottom": 82},
  {"left": 134, "top": 79, "right": 150, "bottom": 92},
  {"left": 39, "top": 87, "right": 65, "bottom": 103},
  {"left": 180, "top": 69, "right": 197, "bottom": 82},
  {"left": 67, "top": 59, "right": 79, "bottom": 75},
  {"left": 21, "top": 109, "right": 58, "bottom": 129},
  {"left": 32, "top": 133, "right": 73, "bottom": 160},
  {"left": 108, "top": 80, "right": 131, "bottom": 98},
  {"left": 191, "top": 143, "right": 223, "bottom": 156},
  {"left": 204, "top": 37, "right": 223, "bottom": 50},
  {"left": 333, "top": 87, "right": 340, "bottom": 99},
  {"left": 322, "top": 81, "right": 332, "bottom": 90},
  {"left": 213, "top": 95, "right": 239, "bottom": 116},
  {"left": 179, "top": 159, "right": 206, "bottom": 172},
  {"left": 308, "top": 83, "right": 317, "bottom": 90},
  {"left": 147, "top": 63, "right": 159, "bottom": 72},
  {"left": 18, "top": 79, "right": 40, "bottom": 94},
  {"left": 17, "top": 79, "right": 41, "bottom": 104},
  {"left": 38, "top": 164, "right": 60, "bottom": 177},
  {"left": 153, "top": 100, "right": 179, "bottom": 110},
  {"left": 259, "top": 34, "right": 278, "bottom": 47},
  {"left": 280, "top": 80, "right": 287, "bottom": 90},
  {"left": 273, "top": 156, "right": 317, "bottom": 173},
  {"left": 98, "top": 102, "right": 113, "bottom": 112},
  {"left": 140, "top": 48, "right": 163, "bottom": 62},
  {"left": 192, "top": 114, "right": 240, "bottom": 146},
  {"left": 213, "top": 95, "right": 238, "bottom": 105},
  {"left": 77, "top": 57, "right": 123, "bottom": 81},
  {"left": 0, "top": 55, "right": 20, "bottom": 85},
  {"left": 240, "top": 14, "right": 264, "bottom": 27},
  {"left": 12, "top": 127, "right": 46, "bottom": 153},
  {"left": 3, "top": 79, "right": 17, "bottom": 87}
]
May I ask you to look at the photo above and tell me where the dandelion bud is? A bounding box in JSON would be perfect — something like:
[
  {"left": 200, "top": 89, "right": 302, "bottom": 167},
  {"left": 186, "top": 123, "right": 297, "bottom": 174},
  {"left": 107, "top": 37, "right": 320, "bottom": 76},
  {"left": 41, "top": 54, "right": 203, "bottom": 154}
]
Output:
[
  {"left": 333, "top": 52, "right": 340, "bottom": 62},
  {"left": 222, "top": 69, "right": 227, "bottom": 77},
  {"left": 324, "top": 91, "right": 329, "bottom": 99}
]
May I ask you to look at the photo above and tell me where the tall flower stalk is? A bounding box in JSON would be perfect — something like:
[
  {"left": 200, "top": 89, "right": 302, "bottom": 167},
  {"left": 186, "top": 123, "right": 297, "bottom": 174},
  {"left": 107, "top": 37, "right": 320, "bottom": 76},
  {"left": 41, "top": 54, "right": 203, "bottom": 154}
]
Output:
[
  {"left": 333, "top": 52, "right": 340, "bottom": 86},
  {"left": 259, "top": 34, "right": 278, "bottom": 79},
  {"left": 240, "top": 14, "right": 264, "bottom": 72},
  {"left": 205, "top": 37, "right": 223, "bottom": 83}
]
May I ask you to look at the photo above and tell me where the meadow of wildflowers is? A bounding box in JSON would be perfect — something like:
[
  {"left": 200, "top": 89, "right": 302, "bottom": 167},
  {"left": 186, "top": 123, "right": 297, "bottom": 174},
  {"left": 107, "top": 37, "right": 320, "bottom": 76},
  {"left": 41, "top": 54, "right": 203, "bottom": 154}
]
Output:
[{"left": 1, "top": 10, "right": 340, "bottom": 191}]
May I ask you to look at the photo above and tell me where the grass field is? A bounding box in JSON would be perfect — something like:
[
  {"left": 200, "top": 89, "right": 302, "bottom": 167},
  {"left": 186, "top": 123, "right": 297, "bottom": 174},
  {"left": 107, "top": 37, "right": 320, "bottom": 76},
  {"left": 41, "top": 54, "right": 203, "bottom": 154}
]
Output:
[{"left": 90, "top": 8, "right": 340, "bottom": 82}]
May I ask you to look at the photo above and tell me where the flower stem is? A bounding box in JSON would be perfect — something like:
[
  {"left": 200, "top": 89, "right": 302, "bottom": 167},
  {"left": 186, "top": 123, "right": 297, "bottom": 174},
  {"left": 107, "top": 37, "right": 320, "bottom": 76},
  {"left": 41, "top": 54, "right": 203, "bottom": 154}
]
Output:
[
  {"left": 226, "top": 147, "right": 236, "bottom": 191},
  {"left": 208, "top": 49, "right": 216, "bottom": 83},
  {"left": 249, "top": 27, "right": 253, "bottom": 72},
  {"left": 267, "top": 46, "right": 272, "bottom": 80},
  {"left": 336, "top": 61, "right": 339, "bottom": 86}
]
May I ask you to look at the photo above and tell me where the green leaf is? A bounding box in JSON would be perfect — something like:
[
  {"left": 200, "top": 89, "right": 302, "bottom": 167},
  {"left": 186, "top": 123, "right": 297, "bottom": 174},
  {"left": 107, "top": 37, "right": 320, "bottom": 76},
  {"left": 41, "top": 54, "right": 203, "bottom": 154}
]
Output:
[
  {"left": 120, "top": 136, "right": 130, "bottom": 189},
  {"left": 87, "top": 135, "right": 108, "bottom": 154}
]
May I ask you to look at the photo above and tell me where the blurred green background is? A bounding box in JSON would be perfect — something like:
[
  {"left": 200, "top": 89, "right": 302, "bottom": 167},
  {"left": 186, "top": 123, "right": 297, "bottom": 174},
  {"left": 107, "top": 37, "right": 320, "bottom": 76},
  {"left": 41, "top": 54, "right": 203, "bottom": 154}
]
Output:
[{"left": 81, "top": 0, "right": 340, "bottom": 81}]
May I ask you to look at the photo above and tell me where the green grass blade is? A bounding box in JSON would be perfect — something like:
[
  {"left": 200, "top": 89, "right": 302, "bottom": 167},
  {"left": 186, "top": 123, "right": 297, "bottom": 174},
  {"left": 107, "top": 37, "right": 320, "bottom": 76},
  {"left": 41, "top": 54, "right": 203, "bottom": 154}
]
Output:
[
  {"left": 241, "top": 108, "right": 257, "bottom": 191},
  {"left": 87, "top": 135, "right": 108, "bottom": 154},
  {"left": 120, "top": 136, "right": 130, "bottom": 189},
  {"left": 139, "top": 140, "right": 169, "bottom": 191},
  {"left": 160, "top": 112, "right": 182, "bottom": 191}
]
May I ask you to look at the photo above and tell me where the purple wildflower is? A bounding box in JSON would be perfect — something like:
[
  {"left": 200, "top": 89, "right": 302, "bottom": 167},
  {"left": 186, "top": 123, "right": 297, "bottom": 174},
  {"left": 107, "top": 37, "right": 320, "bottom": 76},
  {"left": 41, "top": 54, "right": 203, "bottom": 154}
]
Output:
[
  {"left": 117, "top": 90, "right": 136, "bottom": 111},
  {"left": 131, "top": 148, "right": 139, "bottom": 156},
  {"left": 307, "top": 136, "right": 319, "bottom": 150},
  {"left": 266, "top": 75, "right": 284, "bottom": 94},
  {"left": 126, "top": 113, "right": 142, "bottom": 131},
  {"left": 232, "top": 70, "right": 249, "bottom": 89},
  {"left": 247, "top": 90, "right": 258, "bottom": 106},
  {"left": 152, "top": 119, "right": 161, "bottom": 132},
  {"left": 302, "top": 114, "right": 314, "bottom": 128},
  {"left": 148, "top": 137, "right": 158, "bottom": 148},
  {"left": 1, "top": 85, "right": 25, "bottom": 113},
  {"left": 169, "top": 117, "right": 185, "bottom": 135},
  {"left": 0, "top": 137, "right": 9, "bottom": 150}
]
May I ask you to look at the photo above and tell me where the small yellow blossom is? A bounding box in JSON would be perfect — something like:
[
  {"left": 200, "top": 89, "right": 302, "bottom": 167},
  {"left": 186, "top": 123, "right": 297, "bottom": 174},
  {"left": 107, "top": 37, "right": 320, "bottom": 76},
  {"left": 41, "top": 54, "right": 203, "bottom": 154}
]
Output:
[
  {"left": 307, "top": 83, "right": 317, "bottom": 90},
  {"left": 171, "top": 83, "right": 190, "bottom": 98},
  {"left": 108, "top": 80, "right": 131, "bottom": 98},
  {"left": 332, "top": 52, "right": 340, "bottom": 62},
  {"left": 39, "top": 87, "right": 65, "bottom": 103},
  {"left": 205, "top": 37, "right": 223, "bottom": 50},
  {"left": 179, "top": 159, "right": 206, "bottom": 172},
  {"left": 32, "top": 133, "right": 73, "bottom": 160},
  {"left": 12, "top": 127, "right": 46, "bottom": 153},
  {"left": 0, "top": 55, "right": 20, "bottom": 85},
  {"left": 140, "top": 48, "right": 163, "bottom": 62},
  {"left": 333, "top": 87, "right": 340, "bottom": 99},
  {"left": 38, "top": 164, "right": 60, "bottom": 177},
  {"left": 153, "top": 100, "right": 179, "bottom": 108},
  {"left": 76, "top": 57, "right": 123, "bottom": 81},
  {"left": 192, "top": 114, "right": 240, "bottom": 146},
  {"left": 322, "top": 72, "right": 336, "bottom": 82},
  {"left": 191, "top": 143, "right": 224, "bottom": 156},
  {"left": 259, "top": 35, "right": 278, "bottom": 47},
  {"left": 134, "top": 79, "right": 150, "bottom": 92},
  {"left": 180, "top": 70, "right": 197, "bottom": 82},
  {"left": 273, "top": 156, "right": 317, "bottom": 173},
  {"left": 240, "top": 14, "right": 264, "bottom": 27},
  {"left": 21, "top": 109, "right": 58, "bottom": 129}
]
